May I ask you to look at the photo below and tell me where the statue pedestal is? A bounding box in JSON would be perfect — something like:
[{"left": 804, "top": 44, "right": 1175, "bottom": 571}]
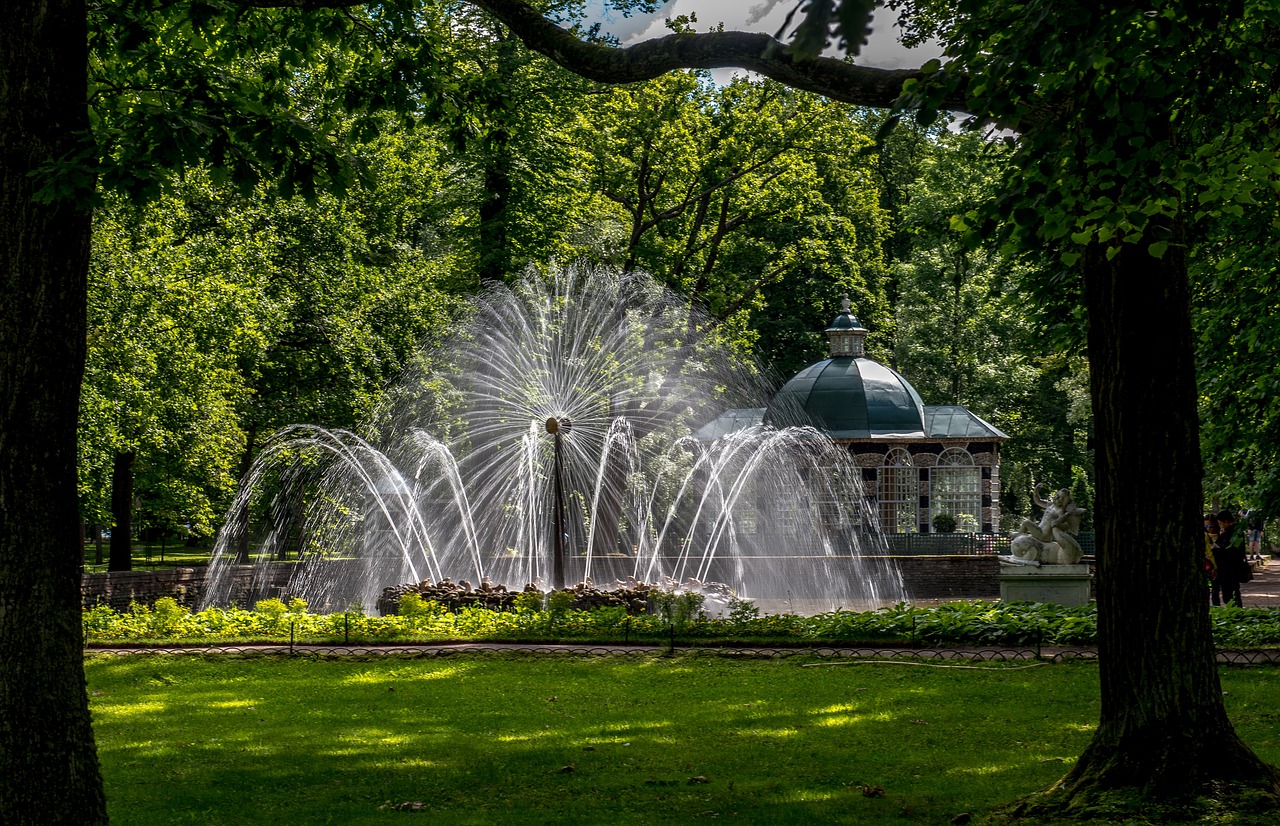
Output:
[{"left": 998, "top": 563, "right": 1091, "bottom": 606}]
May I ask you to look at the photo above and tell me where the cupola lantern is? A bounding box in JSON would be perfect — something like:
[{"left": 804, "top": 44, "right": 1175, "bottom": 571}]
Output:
[{"left": 825, "top": 294, "right": 867, "bottom": 358}]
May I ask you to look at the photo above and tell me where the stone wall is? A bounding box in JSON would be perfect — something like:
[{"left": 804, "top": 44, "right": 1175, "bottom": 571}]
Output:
[
  {"left": 82, "top": 556, "right": 1015, "bottom": 610},
  {"left": 81, "top": 564, "right": 294, "bottom": 611},
  {"left": 893, "top": 554, "right": 1003, "bottom": 600}
]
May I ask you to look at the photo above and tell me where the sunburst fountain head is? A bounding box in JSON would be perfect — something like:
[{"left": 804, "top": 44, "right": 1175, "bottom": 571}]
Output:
[{"left": 544, "top": 417, "right": 572, "bottom": 436}]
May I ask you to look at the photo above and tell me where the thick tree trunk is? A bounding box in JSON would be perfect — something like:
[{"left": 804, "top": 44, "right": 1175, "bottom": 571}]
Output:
[
  {"left": 1014, "top": 234, "right": 1280, "bottom": 817},
  {"left": 0, "top": 0, "right": 108, "bottom": 822},
  {"left": 108, "top": 450, "right": 135, "bottom": 571}
]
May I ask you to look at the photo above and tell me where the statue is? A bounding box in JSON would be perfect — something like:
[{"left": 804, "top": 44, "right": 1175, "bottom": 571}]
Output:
[{"left": 1005, "top": 485, "right": 1085, "bottom": 566}]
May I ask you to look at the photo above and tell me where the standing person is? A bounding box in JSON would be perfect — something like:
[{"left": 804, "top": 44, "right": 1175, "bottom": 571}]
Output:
[
  {"left": 1215, "top": 509, "right": 1247, "bottom": 608},
  {"left": 1245, "top": 510, "right": 1264, "bottom": 562},
  {"left": 1204, "top": 513, "right": 1221, "bottom": 606}
]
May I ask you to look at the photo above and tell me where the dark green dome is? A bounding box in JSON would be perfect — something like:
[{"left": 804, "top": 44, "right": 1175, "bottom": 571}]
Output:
[{"left": 763, "top": 357, "right": 926, "bottom": 439}]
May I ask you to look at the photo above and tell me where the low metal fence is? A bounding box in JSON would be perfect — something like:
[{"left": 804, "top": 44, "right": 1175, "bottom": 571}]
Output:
[{"left": 865, "top": 531, "right": 1096, "bottom": 556}]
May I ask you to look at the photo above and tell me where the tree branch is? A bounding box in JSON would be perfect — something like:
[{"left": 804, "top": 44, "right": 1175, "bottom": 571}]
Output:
[
  {"left": 466, "top": 0, "right": 971, "bottom": 114},
  {"left": 228, "top": 0, "right": 973, "bottom": 115}
]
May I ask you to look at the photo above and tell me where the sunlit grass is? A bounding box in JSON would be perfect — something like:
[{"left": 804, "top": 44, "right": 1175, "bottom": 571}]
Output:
[{"left": 86, "top": 656, "right": 1280, "bottom": 825}]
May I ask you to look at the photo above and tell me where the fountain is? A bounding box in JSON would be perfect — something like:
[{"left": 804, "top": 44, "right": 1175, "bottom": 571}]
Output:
[{"left": 202, "top": 265, "right": 905, "bottom": 614}]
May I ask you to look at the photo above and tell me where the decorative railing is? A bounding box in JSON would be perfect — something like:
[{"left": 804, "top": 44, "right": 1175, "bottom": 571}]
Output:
[{"left": 863, "top": 531, "right": 1096, "bottom": 557}]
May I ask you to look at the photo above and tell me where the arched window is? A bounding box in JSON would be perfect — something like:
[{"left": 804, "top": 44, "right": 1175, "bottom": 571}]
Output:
[
  {"left": 932, "top": 448, "right": 981, "bottom": 532},
  {"left": 878, "top": 448, "right": 917, "bottom": 534}
]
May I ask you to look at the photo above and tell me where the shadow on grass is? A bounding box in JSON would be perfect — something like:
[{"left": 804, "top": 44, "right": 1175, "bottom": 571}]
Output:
[{"left": 86, "top": 655, "right": 1277, "bottom": 825}]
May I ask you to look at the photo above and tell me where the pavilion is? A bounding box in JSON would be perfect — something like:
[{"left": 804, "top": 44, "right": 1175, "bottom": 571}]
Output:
[{"left": 695, "top": 297, "right": 1008, "bottom": 534}]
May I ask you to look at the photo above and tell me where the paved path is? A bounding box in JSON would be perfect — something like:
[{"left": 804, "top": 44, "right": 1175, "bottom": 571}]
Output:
[
  {"left": 1241, "top": 558, "right": 1280, "bottom": 608},
  {"left": 1212, "top": 556, "right": 1280, "bottom": 664}
]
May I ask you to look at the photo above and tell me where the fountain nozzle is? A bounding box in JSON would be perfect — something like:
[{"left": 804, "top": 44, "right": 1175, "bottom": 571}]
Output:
[{"left": 545, "top": 417, "right": 572, "bottom": 435}]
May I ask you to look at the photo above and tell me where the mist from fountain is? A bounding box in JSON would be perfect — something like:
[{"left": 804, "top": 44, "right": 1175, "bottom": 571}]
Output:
[{"left": 201, "top": 265, "right": 905, "bottom": 614}]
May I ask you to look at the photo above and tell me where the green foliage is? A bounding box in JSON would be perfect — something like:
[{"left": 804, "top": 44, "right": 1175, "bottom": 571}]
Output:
[
  {"left": 65, "top": 596, "right": 1129, "bottom": 647},
  {"left": 80, "top": 190, "right": 257, "bottom": 536},
  {"left": 85, "top": 594, "right": 1280, "bottom": 649},
  {"left": 651, "top": 589, "right": 706, "bottom": 629},
  {"left": 874, "top": 121, "right": 1093, "bottom": 526},
  {"left": 81, "top": 161, "right": 457, "bottom": 538},
  {"left": 1194, "top": 224, "right": 1280, "bottom": 518},
  {"left": 545, "top": 589, "right": 576, "bottom": 615},
  {"left": 575, "top": 72, "right": 891, "bottom": 374},
  {"left": 896, "top": 1, "right": 1280, "bottom": 268},
  {"left": 931, "top": 512, "right": 958, "bottom": 533},
  {"left": 86, "top": 0, "right": 452, "bottom": 202},
  {"left": 397, "top": 591, "right": 445, "bottom": 620},
  {"left": 147, "top": 597, "right": 190, "bottom": 636},
  {"left": 726, "top": 596, "right": 760, "bottom": 624},
  {"left": 513, "top": 590, "right": 544, "bottom": 613}
]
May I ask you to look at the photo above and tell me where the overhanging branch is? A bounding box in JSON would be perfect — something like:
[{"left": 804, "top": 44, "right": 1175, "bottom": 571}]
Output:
[
  {"left": 228, "top": 0, "right": 975, "bottom": 118},
  {"left": 467, "top": 0, "right": 971, "bottom": 114}
]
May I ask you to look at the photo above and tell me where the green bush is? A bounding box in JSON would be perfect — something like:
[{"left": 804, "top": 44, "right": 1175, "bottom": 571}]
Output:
[
  {"left": 652, "top": 589, "right": 706, "bottom": 630},
  {"left": 398, "top": 592, "right": 446, "bottom": 621},
  {"left": 79, "top": 595, "right": 1280, "bottom": 649}
]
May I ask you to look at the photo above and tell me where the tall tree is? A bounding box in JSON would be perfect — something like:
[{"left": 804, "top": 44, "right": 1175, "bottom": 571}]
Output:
[
  {"left": 5, "top": 0, "right": 456, "bottom": 815},
  {"left": 578, "top": 70, "right": 891, "bottom": 373},
  {"left": 468, "top": 0, "right": 1280, "bottom": 817},
  {"left": 887, "top": 128, "right": 1092, "bottom": 524},
  {"left": 81, "top": 192, "right": 257, "bottom": 569},
  {"left": 1191, "top": 138, "right": 1280, "bottom": 520},
  {"left": 1, "top": 0, "right": 108, "bottom": 821}
]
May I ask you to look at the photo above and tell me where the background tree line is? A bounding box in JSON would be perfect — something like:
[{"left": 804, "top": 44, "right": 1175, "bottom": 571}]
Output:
[
  {"left": 79, "top": 39, "right": 1101, "bottom": 566},
  {"left": 79, "top": 1, "right": 1280, "bottom": 568}
]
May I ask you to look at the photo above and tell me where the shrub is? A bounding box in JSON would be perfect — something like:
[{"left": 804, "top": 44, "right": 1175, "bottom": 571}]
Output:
[
  {"left": 150, "top": 597, "right": 190, "bottom": 635},
  {"left": 932, "top": 513, "right": 958, "bottom": 533},
  {"left": 79, "top": 594, "right": 1280, "bottom": 649},
  {"left": 514, "top": 590, "right": 544, "bottom": 613},
  {"left": 398, "top": 591, "right": 445, "bottom": 621},
  {"left": 653, "top": 590, "right": 706, "bottom": 630},
  {"left": 255, "top": 598, "right": 288, "bottom": 621}
]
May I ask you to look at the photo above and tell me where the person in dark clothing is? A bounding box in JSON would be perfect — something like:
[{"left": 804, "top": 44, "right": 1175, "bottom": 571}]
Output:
[
  {"left": 1215, "top": 509, "right": 1247, "bottom": 608},
  {"left": 1204, "top": 512, "right": 1221, "bottom": 606},
  {"left": 1245, "top": 509, "right": 1264, "bottom": 561}
]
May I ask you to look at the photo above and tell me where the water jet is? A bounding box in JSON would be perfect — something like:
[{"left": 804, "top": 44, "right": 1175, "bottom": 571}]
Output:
[{"left": 202, "top": 266, "right": 905, "bottom": 613}]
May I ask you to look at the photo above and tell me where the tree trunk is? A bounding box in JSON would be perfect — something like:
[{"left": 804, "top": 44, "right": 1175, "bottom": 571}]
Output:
[
  {"left": 1013, "top": 234, "right": 1280, "bottom": 817},
  {"left": 92, "top": 523, "right": 104, "bottom": 565},
  {"left": 234, "top": 430, "right": 256, "bottom": 564},
  {"left": 476, "top": 32, "right": 518, "bottom": 284},
  {"left": 0, "top": 0, "right": 108, "bottom": 821},
  {"left": 109, "top": 450, "right": 135, "bottom": 571},
  {"left": 477, "top": 131, "right": 512, "bottom": 283}
]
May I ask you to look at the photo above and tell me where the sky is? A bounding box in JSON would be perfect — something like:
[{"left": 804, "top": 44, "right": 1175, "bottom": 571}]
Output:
[{"left": 585, "top": 0, "right": 943, "bottom": 74}]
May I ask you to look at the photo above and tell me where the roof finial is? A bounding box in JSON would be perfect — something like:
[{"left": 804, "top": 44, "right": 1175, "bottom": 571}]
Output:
[{"left": 840, "top": 293, "right": 852, "bottom": 315}]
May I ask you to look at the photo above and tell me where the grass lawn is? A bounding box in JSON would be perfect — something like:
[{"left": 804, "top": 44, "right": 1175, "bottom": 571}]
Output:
[
  {"left": 86, "top": 655, "right": 1280, "bottom": 825},
  {"left": 82, "top": 542, "right": 215, "bottom": 571}
]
